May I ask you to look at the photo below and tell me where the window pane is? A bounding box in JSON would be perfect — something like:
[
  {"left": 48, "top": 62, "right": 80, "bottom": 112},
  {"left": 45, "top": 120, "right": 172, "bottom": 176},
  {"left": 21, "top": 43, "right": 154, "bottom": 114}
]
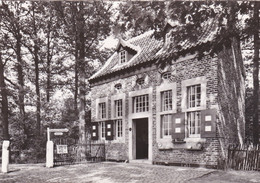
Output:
[
  {"left": 115, "top": 99, "right": 123, "bottom": 117},
  {"left": 118, "top": 119, "right": 122, "bottom": 137},
  {"left": 161, "top": 90, "right": 173, "bottom": 112},
  {"left": 187, "top": 111, "right": 201, "bottom": 137},
  {"left": 99, "top": 103, "right": 106, "bottom": 119},
  {"left": 133, "top": 95, "right": 149, "bottom": 113},
  {"left": 162, "top": 72, "right": 171, "bottom": 80},
  {"left": 115, "top": 83, "right": 122, "bottom": 90},
  {"left": 161, "top": 114, "right": 172, "bottom": 137},
  {"left": 100, "top": 122, "right": 105, "bottom": 139},
  {"left": 187, "top": 85, "right": 201, "bottom": 108},
  {"left": 120, "top": 50, "right": 126, "bottom": 63}
]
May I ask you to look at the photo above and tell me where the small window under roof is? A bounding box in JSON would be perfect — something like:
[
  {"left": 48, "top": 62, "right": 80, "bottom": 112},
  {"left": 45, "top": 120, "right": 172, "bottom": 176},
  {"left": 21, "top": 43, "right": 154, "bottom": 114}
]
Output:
[
  {"left": 136, "top": 78, "right": 145, "bottom": 85},
  {"left": 119, "top": 50, "right": 126, "bottom": 64},
  {"left": 162, "top": 72, "right": 172, "bottom": 80},
  {"left": 115, "top": 83, "right": 122, "bottom": 90}
]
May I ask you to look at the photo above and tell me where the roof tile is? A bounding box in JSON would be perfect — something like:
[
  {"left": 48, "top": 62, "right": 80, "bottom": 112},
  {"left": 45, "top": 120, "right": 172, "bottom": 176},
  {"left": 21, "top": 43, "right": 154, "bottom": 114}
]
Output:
[{"left": 90, "top": 18, "right": 218, "bottom": 82}]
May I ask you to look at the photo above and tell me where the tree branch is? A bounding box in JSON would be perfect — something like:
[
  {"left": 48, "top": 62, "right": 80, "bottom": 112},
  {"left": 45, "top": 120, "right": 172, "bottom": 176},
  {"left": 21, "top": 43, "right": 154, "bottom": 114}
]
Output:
[{"left": 4, "top": 77, "right": 18, "bottom": 88}]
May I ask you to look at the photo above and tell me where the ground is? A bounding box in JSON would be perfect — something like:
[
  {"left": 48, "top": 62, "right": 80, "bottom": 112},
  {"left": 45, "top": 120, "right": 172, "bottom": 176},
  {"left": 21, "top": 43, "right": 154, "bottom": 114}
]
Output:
[{"left": 0, "top": 162, "right": 260, "bottom": 183}]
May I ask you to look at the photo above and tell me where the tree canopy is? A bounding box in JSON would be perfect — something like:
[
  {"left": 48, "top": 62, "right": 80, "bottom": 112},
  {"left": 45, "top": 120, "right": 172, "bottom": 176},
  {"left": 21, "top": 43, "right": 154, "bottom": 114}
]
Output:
[{"left": 0, "top": 1, "right": 259, "bottom": 162}]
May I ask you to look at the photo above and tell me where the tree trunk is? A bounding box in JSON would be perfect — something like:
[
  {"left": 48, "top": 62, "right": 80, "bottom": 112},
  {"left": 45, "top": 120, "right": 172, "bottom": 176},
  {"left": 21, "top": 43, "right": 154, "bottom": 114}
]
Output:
[
  {"left": 34, "top": 43, "right": 41, "bottom": 136},
  {"left": 32, "top": 3, "right": 41, "bottom": 136},
  {"left": 16, "top": 31, "right": 26, "bottom": 136},
  {"left": 217, "top": 3, "right": 245, "bottom": 158},
  {"left": 252, "top": 1, "right": 260, "bottom": 146},
  {"left": 0, "top": 53, "right": 9, "bottom": 140},
  {"left": 74, "top": 49, "right": 78, "bottom": 111},
  {"left": 217, "top": 37, "right": 245, "bottom": 158},
  {"left": 46, "top": 17, "right": 51, "bottom": 103},
  {"left": 78, "top": 2, "right": 86, "bottom": 144},
  {"left": 73, "top": 5, "right": 79, "bottom": 112}
]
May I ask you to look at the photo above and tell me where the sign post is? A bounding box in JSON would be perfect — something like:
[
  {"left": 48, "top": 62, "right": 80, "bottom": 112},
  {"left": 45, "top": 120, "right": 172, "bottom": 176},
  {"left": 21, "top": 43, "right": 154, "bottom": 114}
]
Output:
[{"left": 46, "top": 128, "right": 69, "bottom": 168}]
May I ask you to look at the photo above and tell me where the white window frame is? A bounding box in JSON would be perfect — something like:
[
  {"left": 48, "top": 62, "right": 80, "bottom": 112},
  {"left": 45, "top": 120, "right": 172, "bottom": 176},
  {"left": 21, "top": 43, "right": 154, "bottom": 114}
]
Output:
[
  {"left": 161, "top": 114, "right": 172, "bottom": 138},
  {"left": 114, "top": 119, "right": 123, "bottom": 139},
  {"left": 114, "top": 83, "right": 122, "bottom": 90},
  {"left": 95, "top": 97, "right": 108, "bottom": 121},
  {"left": 100, "top": 121, "right": 106, "bottom": 140},
  {"left": 136, "top": 77, "right": 145, "bottom": 86},
  {"left": 115, "top": 99, "right": 123, "bottom": 117},
  {"left": 119, "top": 50, "right": 126, "bottom": 64},
  {"left": 98, "top": 102, "right": 106, "bottom": 119},
  {"left": 187, "top": 84, "right": 201, "bottom": 108},
  {"left": 133, "top": 94, "right": 149, "bottom": 113},
  {"left": 111, "top": 93, "right": 126, "bottom": 142},
  {"left": 181, "top": 76, "right": 207, "bottom": 112},
  {"left": 161, "top": 90, "right": 173, "bottom": 112},
  {"left": 187, "top": 111, "right": 201, "bottom": 138},
  {"left": 156, "top": 82, "right": 177, "bottom": 141},
  {"left": 162, "top": 72, "right": 172, "bottom": 80},
  {"left": 181, "top": 76, "right": 207, "bottom": 139}
]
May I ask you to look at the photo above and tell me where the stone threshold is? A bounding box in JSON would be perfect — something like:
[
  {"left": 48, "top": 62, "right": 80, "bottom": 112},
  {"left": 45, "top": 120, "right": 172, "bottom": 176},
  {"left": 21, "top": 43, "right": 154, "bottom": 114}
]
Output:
[{"left": 129, "top": 159, "right": 152, "bottom": 164}]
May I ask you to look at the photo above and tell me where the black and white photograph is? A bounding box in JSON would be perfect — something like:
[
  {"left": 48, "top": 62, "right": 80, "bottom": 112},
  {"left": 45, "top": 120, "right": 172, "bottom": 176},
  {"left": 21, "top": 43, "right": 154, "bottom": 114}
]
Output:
[{"left": 0, "top": 1, "right": 260, "bottom": 182}]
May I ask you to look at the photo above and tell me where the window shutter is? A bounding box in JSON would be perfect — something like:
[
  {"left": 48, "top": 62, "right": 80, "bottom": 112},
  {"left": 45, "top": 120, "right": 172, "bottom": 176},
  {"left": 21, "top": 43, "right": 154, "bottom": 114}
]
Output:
[
  {"left": 105, "top": 120, "right": 114, "bottom": 140},
  {"left": 201, "top": 109, "right": 217, "bottom": 138},
  {"left": 91, "top": 123, "right": 99, "bottom": 140},
  {"left": 172, "top": 112, "right": 185, "bottom": 139}
]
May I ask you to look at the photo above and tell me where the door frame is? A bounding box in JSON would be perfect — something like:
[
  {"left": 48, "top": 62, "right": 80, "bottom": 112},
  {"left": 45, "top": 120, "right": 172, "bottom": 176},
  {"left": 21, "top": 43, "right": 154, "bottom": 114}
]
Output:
[{"left": 128, "top": 87, "right": 153, "bottom": 161}]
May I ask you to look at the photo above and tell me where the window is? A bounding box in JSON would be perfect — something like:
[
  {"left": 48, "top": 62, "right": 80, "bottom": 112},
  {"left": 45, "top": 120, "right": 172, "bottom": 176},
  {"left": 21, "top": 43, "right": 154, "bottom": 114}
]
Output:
[
  {"left": 187, "top": 85, "right": 202, "bottom": 137},
  {"left": 161, "top": 90, "right": 172, "bottom": 111},
  {"left": 133, "top": 94, "right": 149, "bottom": 113},
  {"left": 161, "top": 114, "right": 172, "bottom": 137},
  {"left": 187, "top": 84, "right": 201, "bottom": 108},
  {"left": 187, "top": 111, "right": 201, "bottom": 137},
  {"left": 115, "top": 119, "right": 123, "bottom": 138},
  {"left": 100, "top": 122, "right": 106, "bottom": 139},
  {"left": 156, "top": 83, "right": 176, "bottom": 140},
  {"left": 98, "top": 102, "right": 106, "bottom": 119},
  {"left": 136, "top": 78, "right": 145, "bottom": 85},
  {"left": 115, "top": 99, "right": 123, "bottom": 117},
  {"left": 162, "top": 72, "right": 172, "bottom": 80},
  {"left": 119, "top": 50, "right": 126, "bottom": 63},
  {"left": 115, "top": 83, "right": 122, "bottom": 90}
]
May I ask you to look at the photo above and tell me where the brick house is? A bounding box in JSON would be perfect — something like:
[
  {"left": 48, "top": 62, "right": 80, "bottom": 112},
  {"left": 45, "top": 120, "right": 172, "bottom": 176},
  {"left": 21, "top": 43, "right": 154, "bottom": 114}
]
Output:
[{"left": 88, "top": 20, "right": 245, "bottom": 167}]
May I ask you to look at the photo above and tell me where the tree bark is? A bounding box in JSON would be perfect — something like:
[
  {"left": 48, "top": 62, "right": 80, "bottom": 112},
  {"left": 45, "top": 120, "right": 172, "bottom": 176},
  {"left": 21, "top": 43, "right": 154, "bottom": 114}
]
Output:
[
  {"left": 0, "top": 53, "right": 9, "bottom": 140},
  {"left": 34, "top": 44, "right": 41, "bottom": 136},
  {"left": 217, "top": 3, "right": 245, "bottom": 158},
  {"left": 16, "top": 31, "right": 25, "bottom": 133},
  {"left": 46, "top": 16, "right": 52, "bottom": 103},
  {"left": 74, "top": 48, "right": 79, "bottom": 111},
  {"left": 32, "top": 3, "right": 41, "bottom": 136},
  {"left": 72, "top": 3, "right": 79, "bottom": 112},
  {"left": 78, "top": 2, "right": 86, "bottom": 144},
  {"left": 252, "top": 1, "right": 260, "bottom": 146}
]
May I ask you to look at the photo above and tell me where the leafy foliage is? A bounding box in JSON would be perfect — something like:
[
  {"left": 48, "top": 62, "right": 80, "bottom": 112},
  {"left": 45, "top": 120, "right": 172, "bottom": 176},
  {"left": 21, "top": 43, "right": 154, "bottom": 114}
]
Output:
[{"left": 0, "top": 1, "right": 113, "bottom": 160}]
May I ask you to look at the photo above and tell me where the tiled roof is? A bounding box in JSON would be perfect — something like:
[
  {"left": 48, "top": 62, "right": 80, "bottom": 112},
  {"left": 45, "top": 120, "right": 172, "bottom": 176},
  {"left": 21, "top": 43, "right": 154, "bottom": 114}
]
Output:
[
  {"left": 156, "top": 18, "right": 219, "bottom": 59},
  {"left": 89, "top": 30, "right": 163, "bottom": 81},
  {"left": 89, "top": 18, "right": 219, "bottom": 82}
]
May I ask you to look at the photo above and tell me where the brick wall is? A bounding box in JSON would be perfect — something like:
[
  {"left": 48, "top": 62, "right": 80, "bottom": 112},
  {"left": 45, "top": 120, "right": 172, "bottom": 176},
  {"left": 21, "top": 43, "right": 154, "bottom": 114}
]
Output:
[{"left": 90, "top": 54, "right": 221, "bottom": 165}]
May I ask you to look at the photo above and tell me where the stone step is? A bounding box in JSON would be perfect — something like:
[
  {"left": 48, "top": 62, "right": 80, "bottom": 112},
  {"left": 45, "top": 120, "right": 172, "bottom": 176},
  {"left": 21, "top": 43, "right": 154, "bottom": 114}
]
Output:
[{"left": 129, "top": 159, "right": 152, "bottom": 164}]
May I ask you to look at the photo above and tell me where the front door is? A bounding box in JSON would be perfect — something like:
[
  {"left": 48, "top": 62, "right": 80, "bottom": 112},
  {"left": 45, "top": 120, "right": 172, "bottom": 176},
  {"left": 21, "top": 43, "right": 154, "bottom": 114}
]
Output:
[{"left": 135, "top": 118, "right": 148, "bottom": 159}]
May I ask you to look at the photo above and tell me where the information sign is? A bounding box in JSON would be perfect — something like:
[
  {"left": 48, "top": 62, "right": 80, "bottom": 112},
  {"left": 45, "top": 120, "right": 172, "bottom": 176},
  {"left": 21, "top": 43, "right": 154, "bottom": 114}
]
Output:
[{"left": 56, "top": 145, "right": 68, "bottom": 154}]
